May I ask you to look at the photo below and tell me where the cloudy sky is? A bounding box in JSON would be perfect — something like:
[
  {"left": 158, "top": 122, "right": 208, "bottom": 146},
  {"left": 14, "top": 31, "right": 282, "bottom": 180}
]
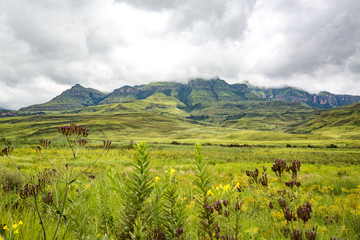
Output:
[{"left": 1, "top": 0, "right": 360, "bottom": 109}]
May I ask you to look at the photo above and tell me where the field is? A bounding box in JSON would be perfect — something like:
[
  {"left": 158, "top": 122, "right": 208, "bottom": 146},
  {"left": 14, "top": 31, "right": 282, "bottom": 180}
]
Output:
[{"left": 1, "top": 123, "right": 360, "bottom": 239}]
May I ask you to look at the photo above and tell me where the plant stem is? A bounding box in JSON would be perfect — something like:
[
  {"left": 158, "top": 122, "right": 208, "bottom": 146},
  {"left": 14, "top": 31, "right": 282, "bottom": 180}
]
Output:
[
  {"left": 52, "top": 137, "right": 76, "bottom": 240},
  {"left": 34, "top": 196, "right": 47, "bottom": 240}
]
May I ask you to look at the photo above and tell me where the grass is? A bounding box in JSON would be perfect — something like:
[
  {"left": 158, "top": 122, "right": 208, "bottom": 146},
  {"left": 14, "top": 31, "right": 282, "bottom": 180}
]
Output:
[{"left": 1, "top": 141, "right": 360, "bottom": 239}]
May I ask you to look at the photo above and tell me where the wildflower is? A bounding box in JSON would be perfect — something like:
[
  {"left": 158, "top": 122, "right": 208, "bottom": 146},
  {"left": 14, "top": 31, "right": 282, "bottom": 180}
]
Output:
[
  {"left": 214, "top": 200, "right": 222, "bottom": 214},
  {"left": 3, "top": 225, "right": 8, "bottom": 230},
  {"left": 13, "top": 223, "right": 18, "bottom": 229},
  {"left": 14, "top": 230, "right": 19, "bottom": 234},
  {"left": 207, "top": 190, "right": 213, "bottom": 195},
  {"left": 271, "top": 158, "right": 287, "bottom": 177},
  {"left": 223, "top": 184, "right": 230, "bottom": 191},
  {"left": 235, "top": 200, "right": 242, "bottom": 212},
  {"left": 155, "top": 176, "right": 161, "bottom": 182},
  {"left": 175, "top": 228, "right": 184, "bottom": 238},
  {"left": 19, "top": 220, "right": 23, "bottom": 225},
  {"left": 170, "top": 169, "right": 176, "bottom": 174},
  {"left": 182, "top": 197, "right": 187, "bottom": 200},
  {"left": 222, "top": 199, "right": 229, "bottom": 207}
]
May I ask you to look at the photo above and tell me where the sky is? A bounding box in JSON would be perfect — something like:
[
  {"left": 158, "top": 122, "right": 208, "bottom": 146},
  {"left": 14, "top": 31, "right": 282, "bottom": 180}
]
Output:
[{"left": 1, "top": 0, "right": 360, "bottom": 110}]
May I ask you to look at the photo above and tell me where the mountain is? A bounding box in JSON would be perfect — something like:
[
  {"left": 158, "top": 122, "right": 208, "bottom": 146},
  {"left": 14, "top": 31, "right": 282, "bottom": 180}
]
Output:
[
  {"left": 287, "top": 102, "right": 360, "bottom": 138},
  {"left": 250, "top": 87, "right": 360, "bottom": 109},
  {"left": 18, "top": 79, "right": 360, "bottom": 117},
  {"left": 20, "top": 84, "right": 106, "bottom": 112},
  {"left": 100, "top": 86, "right": 140, "bottom": 104}
]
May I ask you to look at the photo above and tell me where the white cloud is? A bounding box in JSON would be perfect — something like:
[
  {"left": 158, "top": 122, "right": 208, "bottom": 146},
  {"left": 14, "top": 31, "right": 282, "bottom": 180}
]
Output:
[{"left": 0, "top": 0, "right": 360, "bottom": 109}]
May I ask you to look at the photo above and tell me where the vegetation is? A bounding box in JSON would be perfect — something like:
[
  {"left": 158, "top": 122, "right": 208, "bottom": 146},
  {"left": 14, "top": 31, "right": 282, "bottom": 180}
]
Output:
[{"left": 1, "top": 122, "right": 360, "bottom": 239}]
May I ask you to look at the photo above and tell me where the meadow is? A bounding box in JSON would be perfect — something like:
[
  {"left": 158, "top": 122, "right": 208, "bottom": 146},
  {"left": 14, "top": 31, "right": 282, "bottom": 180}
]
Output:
[{"left": 1, "top": 123, "right": 360, "bottom": 239}]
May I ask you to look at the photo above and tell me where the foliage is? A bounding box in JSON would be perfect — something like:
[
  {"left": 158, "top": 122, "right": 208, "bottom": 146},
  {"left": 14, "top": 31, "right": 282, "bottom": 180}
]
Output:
[{"left": 1, "top": 126, "right": 360, "bottom": 239}]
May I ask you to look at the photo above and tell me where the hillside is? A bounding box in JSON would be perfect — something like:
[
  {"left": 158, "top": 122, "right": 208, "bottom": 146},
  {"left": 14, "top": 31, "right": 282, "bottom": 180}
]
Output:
[
  {"left": 250, "top": 87, "right": 360, "bottom": 109},
  {"left": 19, "top": 84, "right": 106, "bottom": 112},
  {"left": 287, "top": 103, "right": 360, "bottom": 139}
]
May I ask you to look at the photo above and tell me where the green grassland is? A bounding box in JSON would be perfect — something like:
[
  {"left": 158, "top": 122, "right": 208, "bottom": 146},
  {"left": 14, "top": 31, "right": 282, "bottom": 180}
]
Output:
[
  {"left": 1, "top": 108, "right": 360, "bottom": 148},
  {"left": 1, "top": 141, "right": 360, "bottom": 239}
]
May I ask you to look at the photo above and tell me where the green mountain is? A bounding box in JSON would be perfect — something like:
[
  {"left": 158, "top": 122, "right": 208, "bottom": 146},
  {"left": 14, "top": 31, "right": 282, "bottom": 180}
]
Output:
[
  {"left": 19, "top": 78, "right": 360, "bottom": 114},
  {"left": 250, "top": 87, "right": 360, "bottom": 109},
  {"left": 20, "top": 84, "right": 106, "bottom": 112},
  {"left": 287, "top": 102, "right": 360, "bottom": 139},
  {"left": 15, "top": 78, "right": 360, "bottom": 135},
  {"left": 100, "top": 86, "right": 139, "bottom": 104}
]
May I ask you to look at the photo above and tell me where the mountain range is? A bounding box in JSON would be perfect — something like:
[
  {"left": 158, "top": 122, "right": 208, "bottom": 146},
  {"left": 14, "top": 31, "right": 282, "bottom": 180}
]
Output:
[
  {"left": 1, "top": 78, "right": 360, "bottom": 143},
  {"left": 20, "top": 78, "right": 360, "bottom": 113}
]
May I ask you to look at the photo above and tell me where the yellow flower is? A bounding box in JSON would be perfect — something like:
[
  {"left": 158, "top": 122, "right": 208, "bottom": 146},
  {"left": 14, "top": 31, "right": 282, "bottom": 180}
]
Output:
[
  {"left": 170, "top": 169, "right": 176, "bottom": 174},
  {"left": 155, "top": 176, "right": 161, "bottom": 182},
  {"left": 18, "top": 220, "right": 23, "bottom": 225},
  {"left": 3, "top": 225, "right": 8, "bottom": 231},
  {"left": 182, "top": 197, "right": 187, "bottom": 200},
  {"left": 14, "top": 230, "right": 19, "bottom": 234},
  {"left": 223, "top": 184, "right": 230, "bottom": 192},
  {"left": 13, "top": 223, "right": 18, "bottom": 229},
  {"left": 207, "top": 190, "right": 213, "bottom": 195}
]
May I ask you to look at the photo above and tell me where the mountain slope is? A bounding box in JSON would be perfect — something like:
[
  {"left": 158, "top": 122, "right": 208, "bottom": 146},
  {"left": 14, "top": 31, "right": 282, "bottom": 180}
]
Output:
[
  {"left": 250, "top": 87, "right": 360, "bottom": 109},
  {"left": 72, "top": 93, "right": 189, "bottom": 118},
  {"left": 20, "top": 84, "right": 106, "bottom": 112},
  {"left": 100, "top": 86, "right": 139, "bottom": 104},
  {"left": 287, "top": 103, "right": 360, "bottom": 138}
]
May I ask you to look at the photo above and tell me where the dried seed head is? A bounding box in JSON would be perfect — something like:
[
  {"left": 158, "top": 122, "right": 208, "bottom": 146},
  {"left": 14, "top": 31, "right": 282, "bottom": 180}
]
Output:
[
  {"left": 271, "top": 158, "right": 288, "bottom": 177},
  {"left": 291, "top": 228, "right": 302, "bottom": 240},
  {"left": 77, "top": 139, "right": 87, "bottom": 146},
  {"left": 278, "top": 198, "right": 287, "bottom": 210},
  {"left": 0, "top": 146, "right": 13, "bottom": 156},
  {"left": 224, "top": 209, "right": 230, "bottom": 218},
  {"left": 2, "top": 181, "right": 11, "bottom": 193},
  {"left": 175, "top": 228, "right": 184, "bottom": 238},
  {"left": 222, "top": 199, "right": 229, "bottom": 208},
  {"left": 40, "top": 139, "right": 51, "bottom": 148},
  {"left": 36, "top": 146, "right": 42, "bottom": 154},
  {"left": 58, "top": 123, "right": 88, "bottom": 137},
  {"left": 42, "top": 192, "right": 53, "bottom": 205},
  {"left": 234, "top": 200, "right": 242, "bottom": 212},
  {"left": 305, "top": 227, "right": 316, "bottom": 240},
  {"left": 214, "top": 200, "right": 222, "bottom": 214},
  {"left": 103, "top": 140, "right": 112, "bottom": 150}
]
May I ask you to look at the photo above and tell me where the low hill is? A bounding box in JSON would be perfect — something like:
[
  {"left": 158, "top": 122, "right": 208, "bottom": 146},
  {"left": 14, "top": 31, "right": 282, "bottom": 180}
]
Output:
[
  {"left": 287, "top": 103, "right": 360, "bottom": 139},
  {"left": 0, "top": 109, "right": 333, "bottom": 146},
  {"left": 72, "top": 93, "right": 189, "bottom": 118},
  {"left": 20, "top": 84, "right": 106, "bottom": 112}
]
